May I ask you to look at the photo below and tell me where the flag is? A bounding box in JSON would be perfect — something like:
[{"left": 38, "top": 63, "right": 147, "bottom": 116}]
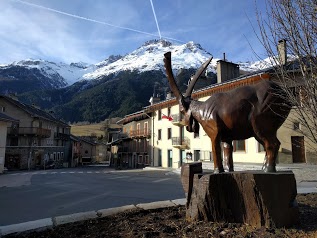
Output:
[{"left": 162, "top": 113, "right": 173, "bottom": 121}]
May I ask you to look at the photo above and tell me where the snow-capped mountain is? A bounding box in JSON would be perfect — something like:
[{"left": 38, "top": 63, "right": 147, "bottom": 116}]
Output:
[
  {"left": 82, "top": 40, "right": 216, "bottom": 80},
  {"left": 0, "top": 39, "right": 273, "bottom": 95},
  {"left": 3, "top": 59, "right": 95, "bottom": 85},
  {"left": 0, "top": 39, "right": 281, "bottom": 123}
]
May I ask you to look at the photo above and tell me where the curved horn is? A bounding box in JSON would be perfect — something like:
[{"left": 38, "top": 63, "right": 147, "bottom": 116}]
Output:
[
  {"left": 164, "top": 52, "right": 184, "bottom": 101},
  {"left": 184, "top": 56, "right": 213, "bottom": 97}
]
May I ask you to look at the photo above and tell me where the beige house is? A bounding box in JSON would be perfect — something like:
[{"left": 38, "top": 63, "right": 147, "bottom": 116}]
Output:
[
  {"left": 0, "top": 95, "right": 71, "bottom": 170},
  {"left": 143, "top": 57, "right": 317, "bottom": 168}
]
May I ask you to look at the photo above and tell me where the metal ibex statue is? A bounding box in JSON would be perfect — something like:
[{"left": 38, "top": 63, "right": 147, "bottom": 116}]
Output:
[{"left": 164, "top": 52, "right": 291, "bottom": 173}]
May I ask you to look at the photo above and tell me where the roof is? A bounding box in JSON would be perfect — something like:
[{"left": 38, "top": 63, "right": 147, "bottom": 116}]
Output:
[
  {"left": 116, "top": 110, "right": 151, "bottom": 125},
  {"left": 144, "top": 71, "right": 271, "bottom": 112},
  {"left": 0, "top": 95, "right": 69, "bottom": 127},
  {"left": 0, "top": 112, "right": 18, "bottom": 123}
]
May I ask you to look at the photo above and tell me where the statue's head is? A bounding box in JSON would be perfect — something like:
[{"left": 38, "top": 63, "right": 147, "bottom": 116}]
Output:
[{"left": 164, "top": 52, "right": 212, "bottom": 134}]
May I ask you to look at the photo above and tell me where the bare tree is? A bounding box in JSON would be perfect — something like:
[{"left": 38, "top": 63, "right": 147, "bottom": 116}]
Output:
[{"left": 256, "top": 0, "right": 317, "bottom": 151}]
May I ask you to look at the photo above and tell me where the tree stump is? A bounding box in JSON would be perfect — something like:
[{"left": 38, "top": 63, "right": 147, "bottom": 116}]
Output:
[{"left": 181, "top": 163, "right": 299, "bottom": 228}]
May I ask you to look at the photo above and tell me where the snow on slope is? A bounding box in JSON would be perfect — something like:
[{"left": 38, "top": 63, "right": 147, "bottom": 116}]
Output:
[
  {"left": 3, "top": 59, "right": 95, "bottom": 85},
  {"left": 82, "top": 40, "right": 218, "bottom": 80},
  {"left": 0, "top": 40, "right": 276, "bottom": 87}
]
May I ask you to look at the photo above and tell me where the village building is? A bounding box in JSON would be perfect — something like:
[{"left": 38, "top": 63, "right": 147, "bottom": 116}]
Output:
[
  {"left": 140, "top": 42, "right": 317, "bottom": 169},
  {"left": 109, "top": 111, "right": 152, "bottom": 169},
  {"left": 0, "top": 95, "right": 71, "bottom": 170}
]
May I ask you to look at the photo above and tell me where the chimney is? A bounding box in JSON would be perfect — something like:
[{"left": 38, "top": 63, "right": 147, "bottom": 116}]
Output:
[
  {"left": 278, "top": 39, "right": 287, "bottom": 65},
  {"left": 149, "top": 95, "right": 160, "bottom": 105},
  {"left": 216, "top": 54, "right": 239, "bottom": 83},
  {"left": 166, "top": 91, "right": 173, "bottom": 100}
]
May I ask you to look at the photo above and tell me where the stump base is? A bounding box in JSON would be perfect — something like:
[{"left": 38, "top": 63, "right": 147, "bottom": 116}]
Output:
[{"left": 181, "top": 163, "right": 299, "bottom": 228}]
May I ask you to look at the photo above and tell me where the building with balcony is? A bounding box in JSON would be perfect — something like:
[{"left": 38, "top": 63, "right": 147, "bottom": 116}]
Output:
[
  {"left": 143, "top": 47, "right": 317, "bottom": 169},
  {"left": 109, "top": 111, "right": 152, "bottom": 169},
  {"left": 0, "top": 95, "right": 71, "bottom": 170}
]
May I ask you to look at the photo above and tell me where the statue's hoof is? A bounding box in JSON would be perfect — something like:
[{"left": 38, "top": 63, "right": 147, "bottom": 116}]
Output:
[
  {"left": 263, "top": 165, "right": 277, "bottom": 173},
  {"left": 214, "top": 168, "right": 225, "bottom": 174},
  {"left": 224, "top": 166, "right": 234, "bottom": 172}
]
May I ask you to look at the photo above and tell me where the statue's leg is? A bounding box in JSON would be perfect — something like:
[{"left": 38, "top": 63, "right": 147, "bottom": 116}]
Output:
[
  {"left": 223, "top": 142, "right": 233, "bottom": 171},
  {"left": 211, "top": 137, "right": 224, "bottom": 173},
  {"left": 263, "top": 136, "right": 280, "bottom": 172}
]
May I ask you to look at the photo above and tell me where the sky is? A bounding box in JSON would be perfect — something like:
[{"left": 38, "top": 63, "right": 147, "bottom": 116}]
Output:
[{"left": 0, "top": 0, "right": 268, "bottom": 65}]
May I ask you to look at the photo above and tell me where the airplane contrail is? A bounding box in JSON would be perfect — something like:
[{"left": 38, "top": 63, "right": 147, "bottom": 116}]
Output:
[
  {"left": 10, "top": 0, "right": 184, "bottom": 43},
  {"left": 149, "top": 0, "right": 161, "bottom": 39}
]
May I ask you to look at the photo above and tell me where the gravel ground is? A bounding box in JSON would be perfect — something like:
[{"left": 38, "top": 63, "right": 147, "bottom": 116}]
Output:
[{"left": 4, "top": 193, "right": 317, "bottom": 238}]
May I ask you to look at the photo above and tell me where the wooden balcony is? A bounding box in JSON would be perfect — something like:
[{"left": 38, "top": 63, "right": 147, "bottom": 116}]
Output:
[
  {"left": 172, "top": 136, "right": 190, "bottom": 149},
  {"left": 129, "top": 129, "right": 151, "bottom": 139},
  {"left": 7, "top": 127, "right": 51, "bottom": 138},
  {"left": 171, "top": 114, "right": 186, "bottom": 126}
]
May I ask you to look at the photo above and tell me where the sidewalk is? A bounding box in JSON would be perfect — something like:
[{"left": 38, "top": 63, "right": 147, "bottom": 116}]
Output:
[{"left": 0, "top": 199, "right": 186, "bottom": 236}]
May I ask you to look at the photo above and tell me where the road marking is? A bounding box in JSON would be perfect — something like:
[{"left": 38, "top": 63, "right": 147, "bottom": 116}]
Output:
[
  {"left": 153, "top": 178, "right": 170, "bottom": 183},
  {"left": 107, "top": 176, "right": 130, "bottom": 180},
  {"left": 87, "top": 171, "right": 93, "bottom": 173},
  {"left": 69, "top": 172, "right": 75, "bottom": 174}
]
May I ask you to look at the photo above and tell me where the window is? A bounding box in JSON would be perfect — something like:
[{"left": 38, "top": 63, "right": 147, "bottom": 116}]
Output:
[
  {"left": 144, "top": 122, "right": 148, "bottom": 135},
  {"left": 1, "top": 106, "right": 5, "bottom": 112},
  {"left": 293, "top": 122, "right": 300, "bottom": 130},
  {"left": 158, "top": 110, "right": 162, "bottom": 120},
  {"left": 158, "top": 149, "right": 162, "bottom": 166},
  {"left": 10, "top": 138, "right": 18, "bottom": 146},
  {"left": 158, "top": 129, "right": 162, "bottom": 140},
  {"left": 233, "top": 140, "right": 246, "bottom": 152},
  {"left": 167, "top": 107, "right": 171, "bottom": 117},
  {"left": 167, "top": 128, "right": 172, "bottom": 139},
  {"left": 257, "top": 142, "right": 265, "bottom": 152},
  {"left": 194, "top": 150, "right": 200, "bottom": 161},
  {"left": 168, "top": 149, "right": 173, "bottom": 167},
  {"left": 137, "top": 123, "right": 140, "bottom": 136}
]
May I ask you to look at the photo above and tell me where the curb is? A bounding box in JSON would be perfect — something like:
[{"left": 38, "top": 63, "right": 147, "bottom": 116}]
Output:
[{"left": 0, "top": 198, "right": 186, "bottom": 237}]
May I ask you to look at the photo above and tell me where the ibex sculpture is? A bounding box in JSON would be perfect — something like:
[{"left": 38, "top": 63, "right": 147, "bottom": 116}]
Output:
[{"left": 164, "top": 52, "right": 291, "bottom": 173}]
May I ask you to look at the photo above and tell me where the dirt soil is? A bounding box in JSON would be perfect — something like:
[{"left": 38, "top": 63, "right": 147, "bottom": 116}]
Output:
[{"left": 5, "top": 193, "right": 317, "bottom": 238}]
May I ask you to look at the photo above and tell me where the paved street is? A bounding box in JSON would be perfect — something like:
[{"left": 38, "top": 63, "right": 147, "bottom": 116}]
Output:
[
  {"left": 1, "top": 163, "right": 316, "bottom": 227},
  {"left": 0, "top": 167, "right": 184, "bottom": 226}
]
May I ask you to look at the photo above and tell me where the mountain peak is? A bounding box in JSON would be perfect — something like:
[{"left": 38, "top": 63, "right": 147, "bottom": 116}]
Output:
[
  {"left": 142, "top": 39, "right": 172, "bottom": 48},
  {"left": 82, "top": 39, "right": 215, "bottom": 80}
]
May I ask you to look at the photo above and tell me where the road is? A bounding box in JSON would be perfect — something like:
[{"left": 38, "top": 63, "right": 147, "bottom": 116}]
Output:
[{"left": 0, "top": 167, "right": 184, "bottom": 226}]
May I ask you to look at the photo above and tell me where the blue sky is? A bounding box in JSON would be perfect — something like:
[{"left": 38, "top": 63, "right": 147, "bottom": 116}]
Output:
[{"left": 0, "top": 0, "right": 267, "bottom": 64}]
